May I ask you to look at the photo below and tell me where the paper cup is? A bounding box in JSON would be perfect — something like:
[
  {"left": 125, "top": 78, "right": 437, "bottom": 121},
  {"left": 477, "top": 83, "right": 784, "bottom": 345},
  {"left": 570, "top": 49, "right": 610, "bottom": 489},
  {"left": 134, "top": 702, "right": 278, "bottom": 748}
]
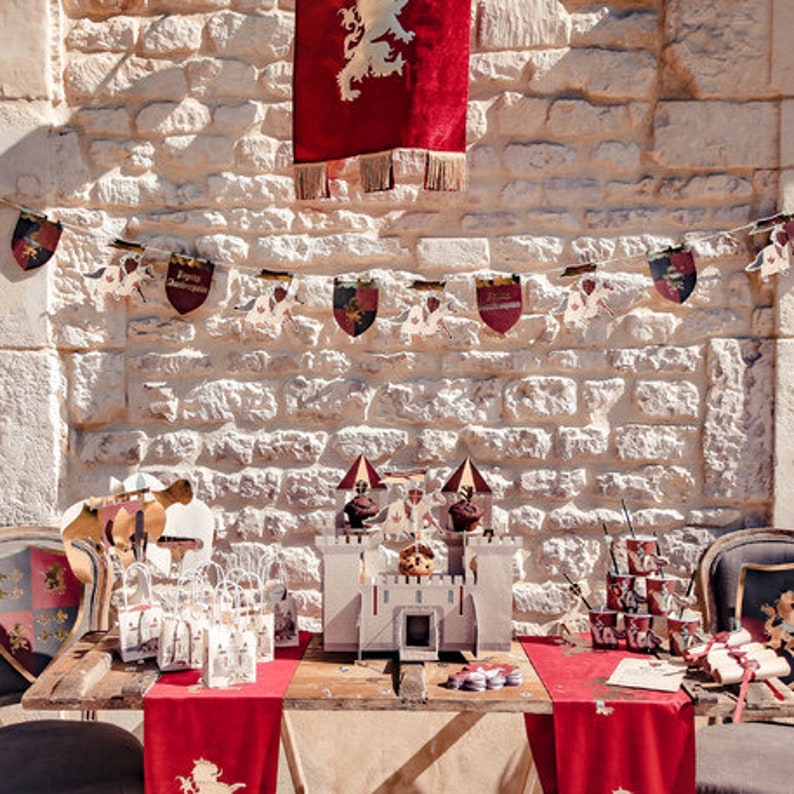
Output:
[
  {"left": 646, "top": 576, "right": 680, "bottom": 616},
  {"left": 667, "top": 613, "right": 701, "bottom": 657},
  {"left": 589, "top": 607, "right": 620, "bottom": 650},
  {"left": 626, "top": 536, "right": 663, "bottom": 576},
  {"left": 606, "top": 573, "right": 640, "bottom": 612},
  {"left": 624, "top": 613, "right": 661, "bottom": 653}
]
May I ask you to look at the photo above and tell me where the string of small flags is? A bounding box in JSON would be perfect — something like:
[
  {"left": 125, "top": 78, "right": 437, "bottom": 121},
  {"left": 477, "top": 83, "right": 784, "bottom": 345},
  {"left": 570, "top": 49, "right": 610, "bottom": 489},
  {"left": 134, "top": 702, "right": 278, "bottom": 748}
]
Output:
[{"left": 2, "top": 198, "right": 790, "bottom": 338}]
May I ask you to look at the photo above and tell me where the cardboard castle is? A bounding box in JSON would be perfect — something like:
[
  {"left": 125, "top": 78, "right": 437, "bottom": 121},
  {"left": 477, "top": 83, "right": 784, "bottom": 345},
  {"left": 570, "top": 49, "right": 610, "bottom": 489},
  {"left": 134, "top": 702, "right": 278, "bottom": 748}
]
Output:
[{"left": 317, "top": 457, "right": 521, "bottom": 660}]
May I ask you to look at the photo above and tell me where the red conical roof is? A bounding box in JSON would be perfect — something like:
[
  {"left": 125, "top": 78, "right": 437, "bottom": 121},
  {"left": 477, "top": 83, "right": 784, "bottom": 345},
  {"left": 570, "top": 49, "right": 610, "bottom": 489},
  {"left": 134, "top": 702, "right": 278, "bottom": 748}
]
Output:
[
  {"left": 441, "top": 457, "right": 491, "bottom": 493},
  {"left": 336, "top": 454, "right": 386, "bottom": 490}
]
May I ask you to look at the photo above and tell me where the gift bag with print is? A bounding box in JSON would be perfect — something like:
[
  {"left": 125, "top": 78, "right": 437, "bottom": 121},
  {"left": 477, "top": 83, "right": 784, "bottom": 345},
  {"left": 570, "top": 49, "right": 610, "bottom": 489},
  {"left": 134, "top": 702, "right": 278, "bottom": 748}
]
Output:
[
  {"left": 157, "top": 573, "right": 206, "bottom": 672},
  {"left": 227, "top": 568, "right": 275, "bottom": 664},
  {"left": 202, "top": 581, "right": 257, "bottom": 688},
  {"left": 117, "top": 562, "right": 164, "bottom": 663}
]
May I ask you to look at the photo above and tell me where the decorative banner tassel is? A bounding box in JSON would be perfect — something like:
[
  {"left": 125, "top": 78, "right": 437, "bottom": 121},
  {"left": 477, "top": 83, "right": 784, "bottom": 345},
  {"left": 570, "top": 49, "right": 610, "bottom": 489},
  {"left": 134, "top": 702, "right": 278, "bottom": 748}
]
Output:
[
  {"left": 359, "top": 151, "right": 394, "bottom": 192},
  {"left": 424, "top": 151, "right": 467, "bottom": 191},
  {"left": 293, "top": 162, "right": 329, "bottom": 200}
]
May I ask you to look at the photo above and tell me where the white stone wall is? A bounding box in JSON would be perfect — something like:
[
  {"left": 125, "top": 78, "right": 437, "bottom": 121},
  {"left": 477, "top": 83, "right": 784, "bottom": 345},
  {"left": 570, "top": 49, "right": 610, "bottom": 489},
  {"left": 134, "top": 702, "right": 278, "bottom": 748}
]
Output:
[{"left": 0, "top": 0, "right": 786, "bottom": 632}]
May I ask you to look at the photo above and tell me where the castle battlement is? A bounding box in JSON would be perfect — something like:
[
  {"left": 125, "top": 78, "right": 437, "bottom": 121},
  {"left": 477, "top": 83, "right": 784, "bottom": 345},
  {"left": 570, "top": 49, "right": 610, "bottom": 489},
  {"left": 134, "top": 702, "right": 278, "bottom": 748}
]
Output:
[
  {"left": 465, "top": 535, "right": 523, "bottom": 551},
  {"left": 371, "top": 573, "right": 467, "bottom": 587}
]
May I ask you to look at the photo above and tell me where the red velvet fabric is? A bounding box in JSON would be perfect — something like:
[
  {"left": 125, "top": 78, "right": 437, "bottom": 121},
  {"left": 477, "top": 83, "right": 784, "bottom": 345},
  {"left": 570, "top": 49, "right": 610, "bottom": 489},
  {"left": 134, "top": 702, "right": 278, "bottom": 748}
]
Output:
[
  {"left": 293, "top": 0, "right": 470, "bottom": 164},
  {"left": 522, "top": 637, "right": 696, "bottom": 794},
  {"left": 144, "top": 631, "right": 311, "bottom": 794}
]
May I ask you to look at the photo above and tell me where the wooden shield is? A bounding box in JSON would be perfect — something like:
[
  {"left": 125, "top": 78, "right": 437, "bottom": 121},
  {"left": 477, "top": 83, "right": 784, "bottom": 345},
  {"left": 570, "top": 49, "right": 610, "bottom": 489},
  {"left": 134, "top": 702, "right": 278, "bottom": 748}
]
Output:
[
  {"left": 11, "top": 210, "right": 62, "bottom": 271},
  {"left": 165, "top": 254, "right": 214, "bottom": 314},
  {"left": 476, "top": 275, "right": 522, "bottom": 333},
  {"left": 649, "top": 248, "right": 697, "bottom": 304},
  {"left": 333, "top": 278, "right": 378, "bottom": 337}
]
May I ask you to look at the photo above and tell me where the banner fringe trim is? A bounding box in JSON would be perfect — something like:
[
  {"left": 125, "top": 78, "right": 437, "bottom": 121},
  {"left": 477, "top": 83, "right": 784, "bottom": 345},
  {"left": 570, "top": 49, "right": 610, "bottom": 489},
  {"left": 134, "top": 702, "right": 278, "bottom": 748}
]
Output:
[
  {"left": 360, "top": 151, "right": 394, "bottom": 193},
  {"left": 293, "top": 162, "right": 329, "bottom": 200},
  {"left": 424, "top": 151, "right": 467, "bottom": 192}
]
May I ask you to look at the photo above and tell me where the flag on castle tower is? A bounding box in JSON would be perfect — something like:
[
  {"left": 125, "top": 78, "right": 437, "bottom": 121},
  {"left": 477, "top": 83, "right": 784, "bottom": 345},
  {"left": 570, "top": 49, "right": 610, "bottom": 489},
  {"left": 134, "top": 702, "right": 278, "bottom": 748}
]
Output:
[{"left": 292, "top": 0, "right": 472, "bottom": 199}]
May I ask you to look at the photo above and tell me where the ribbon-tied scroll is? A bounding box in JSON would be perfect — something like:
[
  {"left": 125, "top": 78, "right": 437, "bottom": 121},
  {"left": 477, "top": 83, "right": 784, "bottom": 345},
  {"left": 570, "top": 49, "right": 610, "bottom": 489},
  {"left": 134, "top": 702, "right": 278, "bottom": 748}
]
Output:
[
  {"left": 165, "top": 253, "right": 214, "bottom": 315},
  {"left": 293, "top": 0, "right": 472, "bottom": 199}
]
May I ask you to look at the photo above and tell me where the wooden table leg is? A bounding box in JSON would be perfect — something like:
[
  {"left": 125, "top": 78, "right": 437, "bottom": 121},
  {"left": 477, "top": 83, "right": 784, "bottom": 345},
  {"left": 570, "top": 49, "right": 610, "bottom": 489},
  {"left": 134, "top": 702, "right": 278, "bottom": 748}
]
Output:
[{"left": 281, "top": 710, "right": 307, "bottom": 794}]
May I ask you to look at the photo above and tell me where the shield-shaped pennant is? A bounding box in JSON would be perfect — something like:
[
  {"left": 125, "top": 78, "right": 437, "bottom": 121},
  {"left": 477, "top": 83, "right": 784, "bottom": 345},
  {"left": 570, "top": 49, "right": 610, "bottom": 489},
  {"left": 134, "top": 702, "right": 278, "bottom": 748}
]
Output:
[
  {"left": 404, "top": 280, "right": 452, "bottom": 340},
  {"left": 0, "top": 545, "right": 82, "bottom": 681},
  {"left": 333, "top": 277, "right": 378, "bottom": 337},
  {"left": 165, "top": 253, "right": 214, "bottom": 314},
  {"left": 648, "top": 246, "right": 697, "bottom": 304},
  {"left": 11, "top": 208, "right": 63, "bottom": 271},
  {"left": 476, "top": 274, "right": 522, "bottom": 333},
  {"left": 746, "top": 220, "right": 794, "bottom": 282}
]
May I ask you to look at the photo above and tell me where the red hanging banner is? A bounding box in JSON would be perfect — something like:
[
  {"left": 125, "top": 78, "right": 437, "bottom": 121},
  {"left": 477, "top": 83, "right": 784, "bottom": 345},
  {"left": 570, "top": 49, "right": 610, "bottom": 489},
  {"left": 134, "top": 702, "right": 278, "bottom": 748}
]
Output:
[{"left": 293, "top": 0, "right": 471, "bottom": 198}]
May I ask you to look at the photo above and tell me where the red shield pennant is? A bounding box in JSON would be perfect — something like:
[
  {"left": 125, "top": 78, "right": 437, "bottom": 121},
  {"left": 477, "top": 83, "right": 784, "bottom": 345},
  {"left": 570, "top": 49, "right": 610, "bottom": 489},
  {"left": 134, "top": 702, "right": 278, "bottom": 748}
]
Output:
[
  {"left": 0, "top": 546, "right": 82, "bottom": 681},
  {"left": 476, "top": 275, "right": 523, "bottom": 333},
  {"left": 333, "top": 278, "right": 378, "bottom": 337},
  {"left": 165, "top": 254, "right": 214, "bottom": 314},
  {"left": 11, "top": 209, "right": 62, "bottom": 271},
  {"left": 648, "top": 247, "right": 697, "bottom": 304},
  {"left": 293, "top": 0, "right": 471, "bottom": 196}
]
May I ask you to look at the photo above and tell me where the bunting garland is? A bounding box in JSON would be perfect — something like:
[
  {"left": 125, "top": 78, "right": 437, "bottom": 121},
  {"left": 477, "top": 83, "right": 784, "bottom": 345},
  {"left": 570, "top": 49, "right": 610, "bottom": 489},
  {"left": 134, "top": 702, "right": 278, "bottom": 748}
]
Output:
[{"left": 2, "top": 199, "right": 792, "bottom": 339}]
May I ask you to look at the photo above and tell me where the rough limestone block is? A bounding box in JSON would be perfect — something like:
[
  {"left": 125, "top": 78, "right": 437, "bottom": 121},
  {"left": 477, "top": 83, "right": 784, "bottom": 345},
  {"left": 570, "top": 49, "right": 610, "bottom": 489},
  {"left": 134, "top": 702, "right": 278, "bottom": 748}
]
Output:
[
  {"left": 772, "top": 0, "right": 794, "bottom": 93},
  {"left": 782, "top": 100, "right": 794, "bottom": 170},
  {"left": 0, "top": 351, "right": 61, "bottom": 524},
  {"left": 530, "top": 49, "right": 656, "bottom": 101},
  {"left": 477, "top": 0, "right": 571, "bottom": 50},
  {"left": 654, "top": 101, "right": 777, "bottom": 169},
  {"left": 663, "top": 0, "right": 773, "bottom": 99},
  {"left": 775, "top": 339, "right": 794, "bottom": 525},
  {"left": 703, "top": 339, "right": 773, "bottom": 502},
  {"left": 416, "top": 237, "right": 489, "bottom": 270},
  {"left": 0, "top": 0, "right": 50, "bottom": 99},
  {"left": 69, "top": 351, "right": 126, "bottom": 425}
]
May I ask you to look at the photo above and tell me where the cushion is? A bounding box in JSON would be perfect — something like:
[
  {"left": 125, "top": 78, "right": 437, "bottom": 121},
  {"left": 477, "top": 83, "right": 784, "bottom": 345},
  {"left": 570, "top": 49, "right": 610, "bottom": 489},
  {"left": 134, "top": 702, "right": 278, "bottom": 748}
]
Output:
[
  {"left": 696, "top": 723, "right": 794, "bottom": 794},
  {"left": 709, "top": 539, "right": 794, "bottom": 631},
  {"left": 0, "top": 719, "right": 143, "bottom": 793}
]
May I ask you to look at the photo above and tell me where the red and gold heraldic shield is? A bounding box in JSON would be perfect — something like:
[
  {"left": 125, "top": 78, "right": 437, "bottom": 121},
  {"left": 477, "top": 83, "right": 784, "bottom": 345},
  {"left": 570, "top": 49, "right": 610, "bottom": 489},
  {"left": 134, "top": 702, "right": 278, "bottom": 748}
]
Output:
[
  {"left": 476, "top": 275, "right": 523, "bottom": 333},
  {"left": 0, "top": 546, "right": 82, "bottom": 681}
]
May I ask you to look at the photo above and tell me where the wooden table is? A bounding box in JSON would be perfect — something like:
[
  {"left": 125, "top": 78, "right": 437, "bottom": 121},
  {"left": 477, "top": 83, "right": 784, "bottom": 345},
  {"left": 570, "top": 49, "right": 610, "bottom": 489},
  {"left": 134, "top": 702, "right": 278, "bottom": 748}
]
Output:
[
  {"left": 23, "top": 632, "right": 552, "bottom": 793},
  {"left": 22, "top": 632, "right": 794, "bottom": 792},
  {"left": 22, "top": 632, "right": 550, "bottom": 714}
]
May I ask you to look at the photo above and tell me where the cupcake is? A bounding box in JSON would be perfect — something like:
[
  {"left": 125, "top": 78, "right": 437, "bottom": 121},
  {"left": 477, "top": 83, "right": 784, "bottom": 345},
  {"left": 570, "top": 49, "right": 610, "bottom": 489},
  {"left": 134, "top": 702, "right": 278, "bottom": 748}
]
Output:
[
  {"left": 343, "top": 479, "right": 379, "bottom": 530},
  {"left": 448, "top": 486, "right": 483, "bottom": 532}
]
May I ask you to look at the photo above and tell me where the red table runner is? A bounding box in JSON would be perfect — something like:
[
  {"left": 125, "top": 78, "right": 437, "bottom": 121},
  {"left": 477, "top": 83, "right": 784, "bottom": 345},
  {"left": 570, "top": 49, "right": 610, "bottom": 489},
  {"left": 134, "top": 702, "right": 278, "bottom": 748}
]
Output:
[
  {"left": 521, "top": 637, "right": 695, "bottom": 794},
  {"left": 144, "top": 631, "right": 311, "bottom": 794}
]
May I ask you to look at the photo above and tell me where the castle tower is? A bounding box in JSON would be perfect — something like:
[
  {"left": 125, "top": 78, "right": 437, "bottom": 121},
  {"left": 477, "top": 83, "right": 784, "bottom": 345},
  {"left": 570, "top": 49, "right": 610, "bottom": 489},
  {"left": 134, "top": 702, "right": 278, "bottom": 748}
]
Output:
[{"left": 316, "top": 535, "right": 371, "bottom": 652}]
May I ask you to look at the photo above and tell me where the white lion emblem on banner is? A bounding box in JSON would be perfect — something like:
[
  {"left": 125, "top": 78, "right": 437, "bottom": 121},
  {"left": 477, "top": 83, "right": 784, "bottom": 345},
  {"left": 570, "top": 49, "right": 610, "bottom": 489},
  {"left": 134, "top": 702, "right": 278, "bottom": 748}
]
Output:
[
  {"left": 337, "top": 0, "right": 415, "bottom": 102},
  {"left": 177, "top": 758, "right": 246, "bottom": 793}
]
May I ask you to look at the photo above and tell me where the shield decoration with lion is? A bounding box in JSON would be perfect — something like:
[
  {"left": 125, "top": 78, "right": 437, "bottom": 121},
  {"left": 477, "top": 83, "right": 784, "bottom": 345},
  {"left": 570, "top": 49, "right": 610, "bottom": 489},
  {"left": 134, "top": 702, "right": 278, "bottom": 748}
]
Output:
[
  {"left": 649, "top": 248, "right": 697, "bottom": 304},
  {"left": 0, "top": 546, "right": 82, "bottom": 681},
  {"left": 11, "top": 210, "right": 63, "bottom": 271},
  {"left": 476, "top": 275, "right": 522, "bottom": 333},
  {"left": 333, "top": 278, "right": 378, "bottom": 337},
  {"left": 165, "top": 254, "right": 214, "bottom": 315}
]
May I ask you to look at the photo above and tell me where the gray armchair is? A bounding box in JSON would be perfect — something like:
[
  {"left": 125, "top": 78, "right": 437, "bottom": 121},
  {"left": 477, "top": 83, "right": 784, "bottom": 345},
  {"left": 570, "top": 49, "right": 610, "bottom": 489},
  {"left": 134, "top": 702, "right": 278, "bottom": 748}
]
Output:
[
  {"left": 694, "top": 527, "right": 794, "bottom": 794},
  {"left": 0, "top": 526, "right": 143, "bottom": 793}
]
